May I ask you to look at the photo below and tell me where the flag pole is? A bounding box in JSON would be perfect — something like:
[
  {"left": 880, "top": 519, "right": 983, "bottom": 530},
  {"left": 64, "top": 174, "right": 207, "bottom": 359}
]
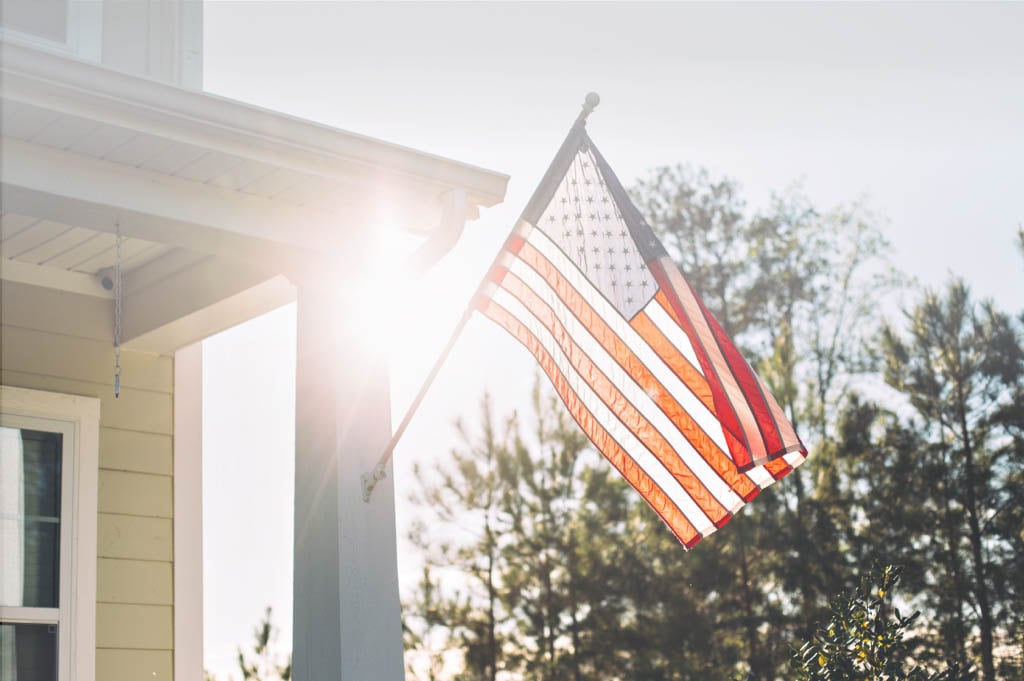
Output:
[{"left": 362, "top": 92, "right": 601, "bottom": 502}]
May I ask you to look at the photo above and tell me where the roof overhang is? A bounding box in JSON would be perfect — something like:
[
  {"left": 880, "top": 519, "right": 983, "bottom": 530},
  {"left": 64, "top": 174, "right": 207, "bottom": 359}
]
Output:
[{"left": 1, "top": 42, "right": 509, "bottom": 352}]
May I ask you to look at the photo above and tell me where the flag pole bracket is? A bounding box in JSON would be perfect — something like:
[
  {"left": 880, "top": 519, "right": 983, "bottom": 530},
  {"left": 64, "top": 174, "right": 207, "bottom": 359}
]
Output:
[{"left": 361, "top": 463, "right": 387, "bottom": 502}]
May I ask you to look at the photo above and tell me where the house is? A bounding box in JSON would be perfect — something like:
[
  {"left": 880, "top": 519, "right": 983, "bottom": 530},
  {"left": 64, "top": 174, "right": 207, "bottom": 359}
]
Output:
[{"left": 0, "top": 2, "right": 509, "bottom": 679}]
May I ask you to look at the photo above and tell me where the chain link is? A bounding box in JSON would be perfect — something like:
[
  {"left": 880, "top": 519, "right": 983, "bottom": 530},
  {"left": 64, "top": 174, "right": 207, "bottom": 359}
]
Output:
[{"left": 114, "top": 221, "right": 123, "bottom": 397}]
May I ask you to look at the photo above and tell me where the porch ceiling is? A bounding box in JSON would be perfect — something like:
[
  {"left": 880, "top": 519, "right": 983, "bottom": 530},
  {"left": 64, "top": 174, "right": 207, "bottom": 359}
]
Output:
[{"left": 0, "top": 42, "right": 509, "bottom": 353}]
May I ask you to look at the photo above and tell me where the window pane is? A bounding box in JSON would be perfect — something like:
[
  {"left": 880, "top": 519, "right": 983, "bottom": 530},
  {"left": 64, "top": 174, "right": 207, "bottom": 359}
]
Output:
[
  {"left": 0, "top": 622, "right": 59, "bottom": 681},
  {"left": 0, "top": 427, "right": 62, "bottom": 608},
  {"left": 19, "top": 431, "right": 62, "bottom": 519}
]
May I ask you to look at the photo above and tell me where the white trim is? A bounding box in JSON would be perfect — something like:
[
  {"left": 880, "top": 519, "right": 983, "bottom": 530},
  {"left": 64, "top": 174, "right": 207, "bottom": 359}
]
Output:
[
  {"left": 0, "top": 385, "right": 98, "bottom": 681},
  {"left": 0, "top": 0, "right": 101, "bottom": 61},
  {"left": 0, "top": 258, "right": 113, "bottom": 299},
  {"left": 125, "top": 274, "right": 295, "bottom": 354},
  {"left": 0, "top": 606, "right": 59, "bottom": 624},
  {"left": 0, "top": 41, "right": 509, "bottom": 210},
  {"left": 173, "top": 343, "right": 203, "bottom": 681}
]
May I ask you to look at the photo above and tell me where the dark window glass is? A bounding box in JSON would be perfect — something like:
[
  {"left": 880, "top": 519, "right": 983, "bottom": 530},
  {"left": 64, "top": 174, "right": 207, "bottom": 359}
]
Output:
[
  {"left": 0, "top": 622, "right": 59, "bottom": 681},
  {"left": 0, "top": 427, "right": 62, "bottom": 608}
]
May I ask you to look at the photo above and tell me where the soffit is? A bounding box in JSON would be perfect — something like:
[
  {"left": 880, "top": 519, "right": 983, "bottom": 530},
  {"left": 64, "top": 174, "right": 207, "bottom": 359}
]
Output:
[{"left": 0, "top": 41, "right": 509, "bottom": 246}]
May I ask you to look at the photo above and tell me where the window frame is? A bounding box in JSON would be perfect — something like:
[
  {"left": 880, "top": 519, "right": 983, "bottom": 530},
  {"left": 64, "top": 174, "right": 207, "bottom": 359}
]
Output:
[
  {"left": 0, "top": 385, "right": 98, "bottom": 681},
  {"left": 0, "top": 0, "right": 103, "bottom": 62}
]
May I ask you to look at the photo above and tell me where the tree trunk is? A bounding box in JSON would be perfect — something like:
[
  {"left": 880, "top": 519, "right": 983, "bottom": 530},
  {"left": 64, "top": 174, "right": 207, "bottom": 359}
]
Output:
[{"left": 957, "top": 398, "right": 996, "bottom": 681}]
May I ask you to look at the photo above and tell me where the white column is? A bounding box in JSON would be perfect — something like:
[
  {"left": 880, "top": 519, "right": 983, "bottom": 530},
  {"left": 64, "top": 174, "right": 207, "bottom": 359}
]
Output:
[
  {"left": 292, "top": 285, "right": 404, "bottom": 680},
  {"left": 174, "top": 342, "right": 204, "bottom": 681}
]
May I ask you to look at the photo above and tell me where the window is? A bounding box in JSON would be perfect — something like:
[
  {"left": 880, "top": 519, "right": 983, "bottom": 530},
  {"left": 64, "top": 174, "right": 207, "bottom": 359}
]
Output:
[
  {"left": 0, "top": 387, "right": 98, "bottom": 681},
  {"left": 0, "top": 0, "right": 101, "bottom": 62}
]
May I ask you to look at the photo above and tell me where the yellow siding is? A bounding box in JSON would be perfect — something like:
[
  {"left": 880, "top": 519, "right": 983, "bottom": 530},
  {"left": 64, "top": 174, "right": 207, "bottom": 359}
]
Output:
[
  {"left": 96, "top": 604, "right": 174, "bottom": 648},
  {"left": 98, "top": 514, "right": 173, "bottom": 561},
  {"left": 96, "top": 649, "right": 173, "bottom": 681},
  {"left": 1, "top": 281, "right": 177, "bottom": 679}
]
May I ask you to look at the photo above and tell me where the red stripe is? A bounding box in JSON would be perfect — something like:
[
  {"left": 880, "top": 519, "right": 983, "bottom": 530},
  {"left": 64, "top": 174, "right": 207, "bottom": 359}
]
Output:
[
  {"left": 496, "top": 270, "right": 732, "bottom": 526},
  {"left": 631, "top": 310, "right": 756, "bottom": 480},
  {"left": 479, "top": 297, "right": 703, "bottom": 548},
  {"left": 507, "top": 247, "right": 759, "bottom": 502},
  {"left": 688, "top": 282, "right": 786, "bottom": 458},
  {"left": 649, "top": 260, "right": 762, "bottom": 470}
]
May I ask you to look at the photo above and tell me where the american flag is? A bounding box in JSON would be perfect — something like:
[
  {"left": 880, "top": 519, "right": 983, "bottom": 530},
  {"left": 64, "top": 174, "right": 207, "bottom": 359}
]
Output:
[{"left": 477, "top": 124, "right": 807, "bottom": 548}]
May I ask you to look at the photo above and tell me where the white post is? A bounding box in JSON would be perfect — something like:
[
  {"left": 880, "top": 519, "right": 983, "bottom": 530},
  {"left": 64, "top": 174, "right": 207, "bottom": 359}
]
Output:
[
  {"left": 174, "top": 342, "right": 204, "bottom": 681},
  {"left": 292, "top": 284, "right": 404, "bottom": 680}
]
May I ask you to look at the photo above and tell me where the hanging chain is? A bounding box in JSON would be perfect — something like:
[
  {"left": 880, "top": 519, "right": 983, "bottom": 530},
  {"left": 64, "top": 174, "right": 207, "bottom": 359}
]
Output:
[{"left": 114, "top": 221, "right": 123, "bottom": 398}]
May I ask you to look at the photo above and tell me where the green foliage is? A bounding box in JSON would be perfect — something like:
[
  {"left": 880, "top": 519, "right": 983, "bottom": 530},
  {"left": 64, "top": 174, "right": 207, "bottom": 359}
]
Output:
[
  {"left": 405, "top": 166, "right": 1024, "bottom": 680},
  {"left": 237, "top": 607, "right": 291, "bottom": 681},
  {"left": 792, "top": 565, "right": 974, "bottom": 681},
  {"left": 204, "top": 607, "right": 291, "bottom": 681}
]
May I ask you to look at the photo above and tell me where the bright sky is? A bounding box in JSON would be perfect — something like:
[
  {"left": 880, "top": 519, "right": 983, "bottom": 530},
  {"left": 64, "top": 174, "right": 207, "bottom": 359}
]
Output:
[{"left": 200, "top": 2, "right": 1024, "bottom": 678}]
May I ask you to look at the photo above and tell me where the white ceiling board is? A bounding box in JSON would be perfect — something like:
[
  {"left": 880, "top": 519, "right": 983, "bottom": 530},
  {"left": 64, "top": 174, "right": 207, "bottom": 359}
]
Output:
[
  {"left": 239, "top": 167, "right": 304, "bottom": 197},
  {"left": 44, "top": 231, "right": 116, "bottom": 270},
  {"left": 15, "top": 225, "right": 95, "bottom": 264},
  {"left": 67, "top": 122, "right": 136, "bottom": 158},
  {"left": 71, "top": 236, "right": 161, "bottom": 274},
  {"left": 140, "top": 143, "right": 208, "bottom": 175},
  {"left": 1, "top": 101, "right": 60, "bottom": 140},
  {"left": 272, "top": 175, "right": 338, "bottom": 206},
  {"left": 203, "top": 157, "right": 275, "bottom": 191},
  {"left": 121, "top": 242, "right": 174, "bottom": 271},
  {"left": 1, "top": 219, "right": 71, "bottom": 258},
  {"left": 173, "top": 150, "right": 242, "bottom": 184},
  {"left": 101, "top": 132, "right": 170, "bottom": 166},
  {"left": 30, "top": 114, "right": 101, "bottom": 151},
  {"left": 1, "top": 214, "right": 39, "bottom": 241}
]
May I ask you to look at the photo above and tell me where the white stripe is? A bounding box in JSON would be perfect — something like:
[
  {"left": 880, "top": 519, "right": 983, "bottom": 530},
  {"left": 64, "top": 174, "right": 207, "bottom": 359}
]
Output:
[
  {"left": 522, "top": 232, "right": 732, "bottom": 458},
  {"left": 784, "top": 451, "right": 806, "bottom": 467},
  {"left": 645, "top": 302, "right": 704, "bottom": 375},
  {"left": 497, "top": 271, "right": 745, "bottom": 514},
  {"left": 745, "top": 463, "right": 778, "bottom": 489},
  {"left": 490, "top": 294, "right": 717, "bottom": 536},
  {"left": 745, "top": 464, "right": 774, "bottom": 489},
  {"left": 519, "top": 230, "right": 777, "bottom": 492}
]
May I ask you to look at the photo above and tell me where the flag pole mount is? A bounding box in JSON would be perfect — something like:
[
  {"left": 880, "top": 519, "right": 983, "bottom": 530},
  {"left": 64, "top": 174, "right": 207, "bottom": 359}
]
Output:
[{"left": 361, "top": 92, "right": 601, "bottom": 503}]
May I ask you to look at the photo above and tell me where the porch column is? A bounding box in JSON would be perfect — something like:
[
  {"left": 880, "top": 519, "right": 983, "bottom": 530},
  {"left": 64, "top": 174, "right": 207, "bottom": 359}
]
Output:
[{"left": 292, "top": 283, "right": 404, "bottom": 680}]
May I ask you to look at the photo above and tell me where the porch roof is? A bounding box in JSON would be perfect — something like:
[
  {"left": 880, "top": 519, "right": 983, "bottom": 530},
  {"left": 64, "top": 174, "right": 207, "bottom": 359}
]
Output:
[{"left": 1, "top": 41, "right": 509, "bottom": 352}]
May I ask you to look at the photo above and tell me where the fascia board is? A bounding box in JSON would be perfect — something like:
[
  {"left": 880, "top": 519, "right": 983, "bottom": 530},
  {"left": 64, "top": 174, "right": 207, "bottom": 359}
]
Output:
[{"left": 0, "top": 42, "right": 509, "bottom": 209}]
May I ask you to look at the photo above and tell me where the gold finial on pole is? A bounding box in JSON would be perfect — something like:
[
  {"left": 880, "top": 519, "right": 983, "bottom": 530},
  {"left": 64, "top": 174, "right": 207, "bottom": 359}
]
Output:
[{"left": 574, "top": 92, "right": 601, "bottom": 127}]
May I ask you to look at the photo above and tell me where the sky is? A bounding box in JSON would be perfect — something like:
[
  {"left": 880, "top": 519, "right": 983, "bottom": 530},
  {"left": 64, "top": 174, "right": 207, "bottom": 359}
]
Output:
[{"left": 199, "top": 2, "right": 1024, "bottom": 678}]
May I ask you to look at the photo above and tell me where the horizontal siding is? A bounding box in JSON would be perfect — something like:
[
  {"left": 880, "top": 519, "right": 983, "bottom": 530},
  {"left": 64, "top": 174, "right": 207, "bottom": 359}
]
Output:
[
  {"left": 100, "top": 427, "right": 172, "bottom": 476},
  {"left": 95, "top": 649, "right": 173, "bottom": 681},
  {"left": 96, "top": 603, "right": 173, "bottom": 649},
  {"left": 97, "top": 558, "right": 172, "bottom": 605},
  {"left": 0, "top": 370, "right": 172, "bottom": 434},
  {"left": 0, "top": 279, "right": 112, "bottom": 340},
  {"left": 1, "top": 324, "right": 172, "bottom": 391},
  {"left": 1, "top": 282, "right": 177, "bottom": 677},
  {"left": 98, "top": 469, "right": 172, "bottom": 518},
  {"left": 98, "top": 513, "right": 173, "bottom": 562}
]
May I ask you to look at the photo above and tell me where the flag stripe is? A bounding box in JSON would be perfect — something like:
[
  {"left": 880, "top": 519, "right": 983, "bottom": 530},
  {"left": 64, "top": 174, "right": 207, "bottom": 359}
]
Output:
[
  {"left": 685, "top": 276, "right": 787, "bottom": 456},
  {"left": 651, "top": 262, "right": 770, "bottom": 469},
  {"left": 635, "top": 307, "right": 712, "bottom": 409},
  {"left": 636, "top": 307, "right": 760, "bottom": 482},
  {"left": 502, "top": 248, "right": 760, "bottom": 503},
  {"left": 755, "top": 371, "right": 805, "bottom": 456},
  {"left": 479, "top": 297, "right": 710, "bottom": 544},
  {"left": 517, "top": 227, "right": 784, "bottom": 495},
  {"left": 490, "top": 280, "right": 736, "bottom": 524},
  {"left": 657, "top": 261, "right": 805, "bottom": 466},
  {"left": 626, "top": 307, "right": 770, "bottom": 489},
  {"left": 519, "top": 233, "right": 728, "bottom": 452}
]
